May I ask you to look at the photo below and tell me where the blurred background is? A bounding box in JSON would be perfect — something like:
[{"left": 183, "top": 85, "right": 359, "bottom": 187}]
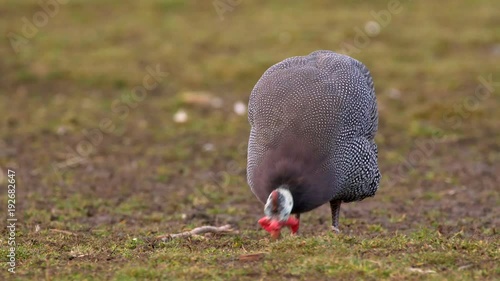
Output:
[{"left": 0, "top": 0, "right": 498, "bottom": 279}]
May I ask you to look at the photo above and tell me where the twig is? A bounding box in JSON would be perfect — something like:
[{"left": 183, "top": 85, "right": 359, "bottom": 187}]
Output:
[
  {"left": 107, "top": 244, "right": 119, "bottom": 261},
  {"left": 239, "top": 253, "right": 266, "bottom": 261},
  {"left": 45, "top": 256, "right": 50, "bottom": 281},
  {"left": 49, "top": 229, "right": 78, "bottom": 236},
  {"left": 156, "top": 224, "right": 238, "bottom": 241}
]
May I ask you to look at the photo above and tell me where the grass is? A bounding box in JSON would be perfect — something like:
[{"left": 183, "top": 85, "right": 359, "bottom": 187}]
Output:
[{"left": 0, "top": 0, "right": 499, "bottom": 280}]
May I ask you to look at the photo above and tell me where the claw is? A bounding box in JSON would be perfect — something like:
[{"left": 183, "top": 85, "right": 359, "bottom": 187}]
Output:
[{"left": 331, "top": 226, "right": 340, "bottom": 233}]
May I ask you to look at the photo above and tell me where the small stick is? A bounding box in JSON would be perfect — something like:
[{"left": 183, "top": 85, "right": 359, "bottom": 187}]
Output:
[
  {"left": 239, "top": 253, "right": 266, "bottom": 261},
  {"left": 49, "top": 229, "right": 78, "bottom": 236},
  {"left": 156, "top": 224, "right": 237, "bottom": 241}
]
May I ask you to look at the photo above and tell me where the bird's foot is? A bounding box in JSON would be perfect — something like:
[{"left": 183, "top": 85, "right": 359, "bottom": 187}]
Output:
[{"left": 331, "top": 226, "right": 340, "bottom": 233}]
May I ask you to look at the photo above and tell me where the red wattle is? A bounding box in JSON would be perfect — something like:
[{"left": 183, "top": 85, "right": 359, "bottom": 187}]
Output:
[
  {"left": 258, "top": 217, "right": 284, "bottom": 233},
  {"left": 259, "top": 216, "right": 300, "bottom": 235},
  {"left": 285, "top": 216, "right": 300, "bottom": 234},
  {"left": 258, "top": 217, "right": 271, "bottom": 228}
]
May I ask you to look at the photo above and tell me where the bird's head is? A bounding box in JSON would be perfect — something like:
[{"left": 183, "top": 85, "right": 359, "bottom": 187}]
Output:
[{"left": 258, "top": 187, "right": 299, "bottom": 239}]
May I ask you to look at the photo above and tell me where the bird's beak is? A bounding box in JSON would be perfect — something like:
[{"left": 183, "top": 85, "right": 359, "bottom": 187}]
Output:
[{"left": 270, "top": 230, "right": 281, "bottom": 240}]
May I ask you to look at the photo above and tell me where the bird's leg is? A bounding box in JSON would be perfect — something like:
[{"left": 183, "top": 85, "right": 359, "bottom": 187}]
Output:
[{"left": 330, "top": 200, "right": 341, "bottom": 233}]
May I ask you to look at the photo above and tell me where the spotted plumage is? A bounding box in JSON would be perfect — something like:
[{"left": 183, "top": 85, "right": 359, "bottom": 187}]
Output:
[{"left": 248, "top": 50, "right": 381, "bottom": 233}]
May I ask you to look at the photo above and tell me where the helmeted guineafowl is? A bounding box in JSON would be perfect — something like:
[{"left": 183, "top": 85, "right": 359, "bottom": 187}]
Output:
[{"left": 247, "top": 50, "right": 381, "bottom": 238}]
